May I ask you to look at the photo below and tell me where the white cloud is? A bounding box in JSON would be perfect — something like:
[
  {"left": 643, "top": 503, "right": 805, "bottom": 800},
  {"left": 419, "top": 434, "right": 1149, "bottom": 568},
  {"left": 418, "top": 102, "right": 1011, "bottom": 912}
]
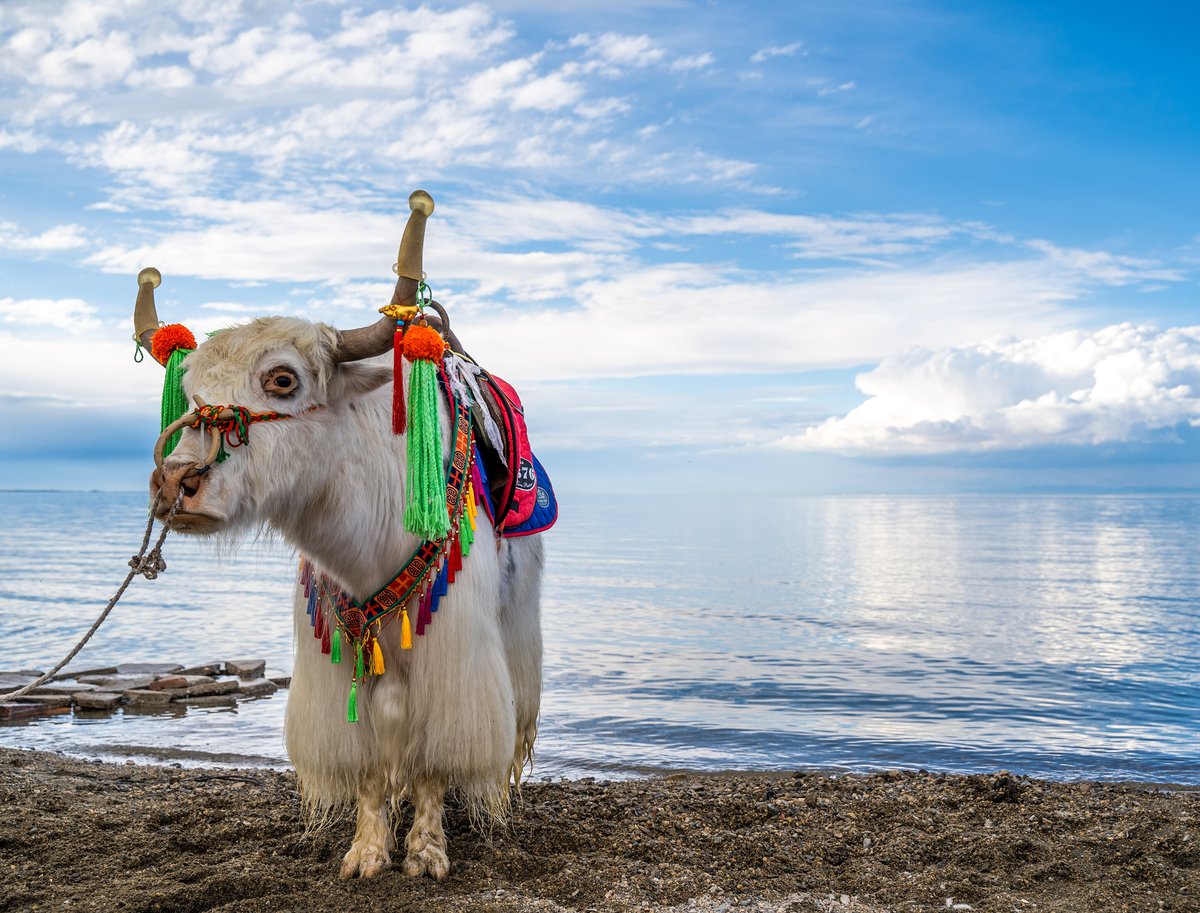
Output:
[
  {"left": 664, "top": 210, "right": 962, "bottom": 261},
  {"left": 447, "top": 258, "right": 1086, "bottom": 384},
  {"left": 78, "top": 186, "right": 1185, "bottom": 390},
  {"left": 0, "top": 220, "right": 87, "bottom": 252},
  {"left": 0, "top": 2, "right": 772, "bottom": 213},
  {"left": 124, "top": 65, "right": 195, "bottom": 89},
  {"left": 77, "top": 122, "right": 217, "bottom": 190},
  {"left": 785, "top": 324, "right": 1200, "bottom": 454},
  {"left": 510, "top": 72, "right": 584, "bottom": 110},
  {"left": 670, "top": 52, "right": 714, "bottom": 72},
  {"left": 1024, "top": 240, "right": 1182, "bottom": 285},
  {"left": 571, "top": 32, "right": 666, "bottom": 70},
  {"left": 0, "top": 323, "right": 158, "bottom": 428},
  {"left": 818, "top": 80, "right": 856, "bottom": 96},
  {"left": 0, "top": 296, "right": 100, "bottom": 333},
  {"left": 750, "top": 41, "right": 804, "bottom": 64},
  {"left": 33, "top": 30, "right": 136, "bottom": 88},
  {"left": 0, "top": 128, "right": 45, "bottom": 152}
]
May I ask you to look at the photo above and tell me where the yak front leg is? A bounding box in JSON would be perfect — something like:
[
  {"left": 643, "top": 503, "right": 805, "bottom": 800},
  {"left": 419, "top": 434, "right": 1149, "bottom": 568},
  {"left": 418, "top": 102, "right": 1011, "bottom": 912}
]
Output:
[
  {"left": 403, "top": 774, "right": 450, "bottom": 881},
  {"left": 340, "top": 777, "right": 393, "bottom": 879}
]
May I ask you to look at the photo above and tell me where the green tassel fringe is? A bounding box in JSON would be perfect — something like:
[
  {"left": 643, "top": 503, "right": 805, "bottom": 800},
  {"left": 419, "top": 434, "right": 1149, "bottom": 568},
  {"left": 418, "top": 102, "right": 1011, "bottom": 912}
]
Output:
[
  {"left": 160, "top": 348, "right": 193, "bottom": 458},
  {"left": 404, "top": 358, "right": 450, "bottom": 539},
  {"left": 460, "top": 511, "right": 474, "bottom": 557},
  {"left": 347, "top": 680, "right": 358, "bottom": 723},
  {"left": 354, "top": 642, "right": 364, "bottom": 680},
  {"left": 331, "top": 627, "right": 342, "bottom": 664}
]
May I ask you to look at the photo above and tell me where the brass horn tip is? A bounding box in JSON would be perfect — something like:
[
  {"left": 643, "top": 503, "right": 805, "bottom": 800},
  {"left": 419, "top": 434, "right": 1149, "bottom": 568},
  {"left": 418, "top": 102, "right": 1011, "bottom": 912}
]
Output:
[
  {"left": 408, "top": 190, "right": 435, "bottom": 217},
  {"left": 137, "top": 266, "right": 162, "bottom": 289}
]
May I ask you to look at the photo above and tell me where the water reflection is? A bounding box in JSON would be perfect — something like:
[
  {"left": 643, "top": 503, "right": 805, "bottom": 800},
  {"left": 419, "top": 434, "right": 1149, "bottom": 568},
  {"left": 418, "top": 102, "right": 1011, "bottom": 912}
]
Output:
[{"left": 1, "top": 492, "right": 1197, "bottom": 782}]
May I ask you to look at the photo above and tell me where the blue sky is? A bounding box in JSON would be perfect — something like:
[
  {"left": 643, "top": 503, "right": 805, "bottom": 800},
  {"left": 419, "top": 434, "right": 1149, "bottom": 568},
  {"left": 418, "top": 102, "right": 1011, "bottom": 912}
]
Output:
[{"left": 0, "top": 0, "right": 1197, "bottom": 493}]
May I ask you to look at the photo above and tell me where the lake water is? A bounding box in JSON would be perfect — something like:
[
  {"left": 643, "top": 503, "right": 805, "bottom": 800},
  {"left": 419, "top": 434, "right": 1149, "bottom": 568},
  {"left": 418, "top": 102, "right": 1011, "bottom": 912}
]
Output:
[{"left": 1, "top": 491, "right": 1197, "bottom": 783}]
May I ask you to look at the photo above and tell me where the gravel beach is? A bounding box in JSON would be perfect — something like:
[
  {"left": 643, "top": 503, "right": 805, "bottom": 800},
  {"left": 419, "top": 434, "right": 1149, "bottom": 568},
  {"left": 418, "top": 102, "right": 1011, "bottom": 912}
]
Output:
[{"left": 1, "top": 747, "right": 1195, "bottom": 913}]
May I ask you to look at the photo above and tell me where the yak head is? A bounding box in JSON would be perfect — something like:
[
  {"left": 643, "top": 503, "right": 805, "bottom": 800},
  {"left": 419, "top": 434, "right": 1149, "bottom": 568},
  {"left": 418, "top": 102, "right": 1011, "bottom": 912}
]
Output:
[{"left": 139, "top": 191, "right": 435, "bottom": 540}]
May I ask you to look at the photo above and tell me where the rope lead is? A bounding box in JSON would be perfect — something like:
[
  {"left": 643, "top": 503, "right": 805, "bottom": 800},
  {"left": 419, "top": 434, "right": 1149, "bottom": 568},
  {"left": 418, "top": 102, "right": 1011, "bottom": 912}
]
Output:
[{"left": 0, "top": 490, "right": 185, "bottom": 704}]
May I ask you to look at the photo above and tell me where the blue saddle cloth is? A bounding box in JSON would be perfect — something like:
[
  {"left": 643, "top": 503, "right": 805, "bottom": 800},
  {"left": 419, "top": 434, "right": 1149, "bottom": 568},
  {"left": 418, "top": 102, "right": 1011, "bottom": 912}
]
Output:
[{"left": 474, "top": 447, "right": 558, "bottom": 538}]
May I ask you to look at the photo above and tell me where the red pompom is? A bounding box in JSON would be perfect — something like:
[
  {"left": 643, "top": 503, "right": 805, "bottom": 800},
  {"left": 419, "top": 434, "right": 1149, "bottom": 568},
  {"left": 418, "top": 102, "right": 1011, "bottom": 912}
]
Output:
[
  {"left": 150, "top": 323, "right": 197, "bottom": 364},
  {"left": 402, "top": 324, "right": 446, "bottom": 363}
]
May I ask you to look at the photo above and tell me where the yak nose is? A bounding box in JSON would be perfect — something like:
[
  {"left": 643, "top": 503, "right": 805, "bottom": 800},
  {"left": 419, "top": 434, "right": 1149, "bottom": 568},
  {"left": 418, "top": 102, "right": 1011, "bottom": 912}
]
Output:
[{"left": 150, "top": 463, "right": 208, "bottom": 515}]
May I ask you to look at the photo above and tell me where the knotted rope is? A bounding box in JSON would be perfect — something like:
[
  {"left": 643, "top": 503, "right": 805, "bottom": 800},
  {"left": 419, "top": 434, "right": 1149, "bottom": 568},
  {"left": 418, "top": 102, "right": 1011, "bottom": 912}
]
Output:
[
  {"left": 196, "top": 404, "right": 290, "bottom": 454},
  {"left": 155, "top": 402, "right": 312, "bottom": 472},
  {"left": 0, "top": 490, "right": 186, "bottom": 703}
]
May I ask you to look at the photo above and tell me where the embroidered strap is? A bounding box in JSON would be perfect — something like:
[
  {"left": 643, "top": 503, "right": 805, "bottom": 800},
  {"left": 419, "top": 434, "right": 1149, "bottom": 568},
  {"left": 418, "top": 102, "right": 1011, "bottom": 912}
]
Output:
[{"left": 312, "top": 386, "right": 473, "bottom": 640}]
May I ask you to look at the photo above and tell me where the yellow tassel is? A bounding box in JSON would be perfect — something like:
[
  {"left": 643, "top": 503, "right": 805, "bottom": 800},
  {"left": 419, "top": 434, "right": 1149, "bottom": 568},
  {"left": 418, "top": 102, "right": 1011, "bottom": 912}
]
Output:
[
  {"left": 465, "top": 480, "right": 478, "bottom": 523},
  {"left": 371, "top": 637, "right": 385, "bottom": 674},
  {"left": 401, "top": 608, "right": 413, "bottom": 650}
]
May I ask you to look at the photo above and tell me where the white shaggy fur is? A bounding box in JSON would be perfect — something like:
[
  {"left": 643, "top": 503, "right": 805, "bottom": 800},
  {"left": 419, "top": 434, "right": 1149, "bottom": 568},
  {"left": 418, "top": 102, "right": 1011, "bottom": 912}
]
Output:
[{"left": 153, "top": 317, "right": 544, "bottom": 880}]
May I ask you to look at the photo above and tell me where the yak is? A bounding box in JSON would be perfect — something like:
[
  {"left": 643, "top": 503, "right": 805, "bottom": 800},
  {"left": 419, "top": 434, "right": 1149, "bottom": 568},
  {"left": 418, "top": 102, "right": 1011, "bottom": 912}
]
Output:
[{"left": 138, "top": 192, "right": 545, "bottom": 880}]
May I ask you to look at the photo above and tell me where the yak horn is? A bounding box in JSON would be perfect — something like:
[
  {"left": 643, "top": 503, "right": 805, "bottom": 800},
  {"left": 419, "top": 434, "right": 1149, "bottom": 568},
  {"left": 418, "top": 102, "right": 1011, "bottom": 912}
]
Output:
[
  {"left": 333, "top": 190, "right": 435, "bottom": 364},
  {"left": 133, "top": 267, "right": 164, "bottom": 360}
]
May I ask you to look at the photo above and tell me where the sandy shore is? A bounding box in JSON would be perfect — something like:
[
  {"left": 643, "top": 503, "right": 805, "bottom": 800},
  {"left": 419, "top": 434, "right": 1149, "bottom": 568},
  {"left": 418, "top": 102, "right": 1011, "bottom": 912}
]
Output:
[{"left": 1, "top": 748, "right": 1195, "bottom": 913}]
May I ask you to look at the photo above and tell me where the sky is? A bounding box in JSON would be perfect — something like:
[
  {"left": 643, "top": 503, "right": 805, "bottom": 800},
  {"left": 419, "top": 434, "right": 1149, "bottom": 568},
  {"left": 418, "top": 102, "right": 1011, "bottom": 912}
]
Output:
[{"left": 0, "top": 0, "right": 1197, "bottom": 494}]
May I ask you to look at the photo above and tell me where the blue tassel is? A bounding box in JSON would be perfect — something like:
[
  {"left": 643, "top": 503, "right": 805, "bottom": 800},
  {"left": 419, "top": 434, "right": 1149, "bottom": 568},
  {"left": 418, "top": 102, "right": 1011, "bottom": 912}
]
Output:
[
  {"left": 430, "top": 561, "right": 450, "bottom": 614},
  {"left": 306, "top": 585, "right": 317, "bottom": 623}
]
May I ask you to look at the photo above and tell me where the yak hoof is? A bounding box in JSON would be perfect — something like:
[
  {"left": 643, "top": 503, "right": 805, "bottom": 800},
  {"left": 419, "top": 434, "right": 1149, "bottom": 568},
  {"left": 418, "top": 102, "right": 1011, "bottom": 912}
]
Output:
[
  {"left": 403, "top": 845, "right": 450, "bottom": 881},
  {"left": 340, "top": 844, "right": 391, "bottom": 879}
]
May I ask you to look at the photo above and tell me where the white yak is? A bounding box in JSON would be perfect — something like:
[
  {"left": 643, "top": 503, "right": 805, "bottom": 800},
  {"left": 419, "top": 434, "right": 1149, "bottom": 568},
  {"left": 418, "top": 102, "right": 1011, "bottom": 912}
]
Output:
[{"left": 139, "top": 193, "right": 545, "bottom": 881}]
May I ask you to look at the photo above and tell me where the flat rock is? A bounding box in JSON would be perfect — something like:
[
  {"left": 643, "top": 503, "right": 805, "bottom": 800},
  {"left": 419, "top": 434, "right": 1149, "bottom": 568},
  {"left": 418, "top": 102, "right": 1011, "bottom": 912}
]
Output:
[
  {"left": 179, "top": 678, "right": 239, "bottom": 698},
  {"left": 33, "top": 682, "right": 96, "bottom": 696},
  {"left": 123, "top": 689, "right": 174, "bottom": 706},
  {"left": 74, "top": 691, "right": 123, "bottom": 710},
  {"left": 266, "top": 674, "right": 292, "bottom": 688},
  {"left": 177, "top": 694, "right": 237, "bottom": 708},
  {"left": 115, "top": 663, "right": 184, "bottom": 676},
  {"left": 14, "top": 694, "right": 74, "bottom": 708},
  {"left": 124, "top": 702, "right": 186, "bottom": 718},
  {"left": 58, "top": 666, "right": 117, "bottom": 679},
  {"left": 174, "top": 675, "right": 216, "bottom": 687},
  {"left": 92, "top": 676, "right": 158, "bottom": 692},
  {"left": 180, "top": 662, "right": 223, "bottom": 676},
  {"left": 0, "top": 673, "right": 38, "bottom": 689},
  {"left": 0, "top": 669, "right": 45, "bottom": 678},
  {"left": 225, "top": 659, "right": 266, "bottom": 678},
  {"left": 0, "top": 703, "right": 46, "bottom": 720},
  {"left": 148, "top": 675, "right": 189, "bottom": 691},
  {"left": 238, "top": 678, "right": 279, "bottom": 697}
]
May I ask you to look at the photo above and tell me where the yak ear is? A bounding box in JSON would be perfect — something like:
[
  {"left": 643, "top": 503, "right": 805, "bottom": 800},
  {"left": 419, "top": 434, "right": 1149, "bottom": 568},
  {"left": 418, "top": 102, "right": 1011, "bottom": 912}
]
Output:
[{"left": 330, "top": 362, "right": 391, "bottom": 402}]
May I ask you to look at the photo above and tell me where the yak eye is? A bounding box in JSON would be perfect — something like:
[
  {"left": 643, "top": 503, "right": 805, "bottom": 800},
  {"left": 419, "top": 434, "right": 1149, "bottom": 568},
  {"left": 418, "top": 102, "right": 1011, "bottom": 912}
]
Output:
[{"left": 263, "top": 367, "right": 300, "bottom": 397}]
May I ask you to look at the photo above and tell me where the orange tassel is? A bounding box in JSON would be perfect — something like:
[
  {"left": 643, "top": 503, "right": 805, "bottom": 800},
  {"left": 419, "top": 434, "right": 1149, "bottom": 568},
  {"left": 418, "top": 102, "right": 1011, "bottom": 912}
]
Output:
[
  {"left": 400, "top": 608, "right": 412, "bottom": 650},
  {"left": 371, "top": 637, "right": 385, "bottom": 674}
]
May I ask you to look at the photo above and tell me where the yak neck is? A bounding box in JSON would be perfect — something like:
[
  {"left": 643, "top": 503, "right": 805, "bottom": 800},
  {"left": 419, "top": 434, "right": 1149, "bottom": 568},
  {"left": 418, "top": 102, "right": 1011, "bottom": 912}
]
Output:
[{"left": 273, "top": 381, "right": 449, "bottom": 600}]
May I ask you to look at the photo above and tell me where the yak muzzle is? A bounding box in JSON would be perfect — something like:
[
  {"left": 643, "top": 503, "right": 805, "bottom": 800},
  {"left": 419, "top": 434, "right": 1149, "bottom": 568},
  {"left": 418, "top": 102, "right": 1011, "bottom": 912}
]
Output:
[{"left": 149, "top": 463, "right": 216, "bottom": 531}]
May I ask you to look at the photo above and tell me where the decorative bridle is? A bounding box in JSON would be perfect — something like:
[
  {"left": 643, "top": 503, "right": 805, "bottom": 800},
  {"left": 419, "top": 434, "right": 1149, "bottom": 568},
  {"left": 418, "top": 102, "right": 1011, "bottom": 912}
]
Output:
[{"left": 152, "top": 397, "right": 317, "bottom": 475}]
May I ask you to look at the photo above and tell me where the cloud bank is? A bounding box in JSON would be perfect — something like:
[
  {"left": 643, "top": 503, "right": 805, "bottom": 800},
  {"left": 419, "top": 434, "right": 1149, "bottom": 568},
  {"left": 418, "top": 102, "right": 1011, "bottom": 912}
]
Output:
[{"left": 785, "top": 324, "right": 1200, "bottom": 454}]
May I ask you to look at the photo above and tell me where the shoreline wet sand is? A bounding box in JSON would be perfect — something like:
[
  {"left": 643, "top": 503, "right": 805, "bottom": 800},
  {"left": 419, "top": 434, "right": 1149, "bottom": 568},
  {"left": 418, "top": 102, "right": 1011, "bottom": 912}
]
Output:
[{"left": 1, "top": 747, "right": 1195, "bottom": 913}]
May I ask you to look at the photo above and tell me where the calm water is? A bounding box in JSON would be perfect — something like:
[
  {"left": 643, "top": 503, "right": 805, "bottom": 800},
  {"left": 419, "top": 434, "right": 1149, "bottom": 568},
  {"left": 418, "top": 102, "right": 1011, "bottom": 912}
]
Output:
[{"left": 1, "top": 491, "right": 1197, "bottom": 783}]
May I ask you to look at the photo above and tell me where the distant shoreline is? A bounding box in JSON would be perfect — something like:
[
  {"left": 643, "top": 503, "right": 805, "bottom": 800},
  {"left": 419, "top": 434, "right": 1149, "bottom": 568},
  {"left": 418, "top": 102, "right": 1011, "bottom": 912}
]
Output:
[{"left": 3, "top": 747, "right": 1196, "bottom": 912}]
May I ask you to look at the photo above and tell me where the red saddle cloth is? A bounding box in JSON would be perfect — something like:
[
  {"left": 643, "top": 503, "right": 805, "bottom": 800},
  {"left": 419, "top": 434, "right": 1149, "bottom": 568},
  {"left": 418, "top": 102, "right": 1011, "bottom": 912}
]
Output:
[{"left": 472, "top": 372, "right": 557, "bottom": 538}]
